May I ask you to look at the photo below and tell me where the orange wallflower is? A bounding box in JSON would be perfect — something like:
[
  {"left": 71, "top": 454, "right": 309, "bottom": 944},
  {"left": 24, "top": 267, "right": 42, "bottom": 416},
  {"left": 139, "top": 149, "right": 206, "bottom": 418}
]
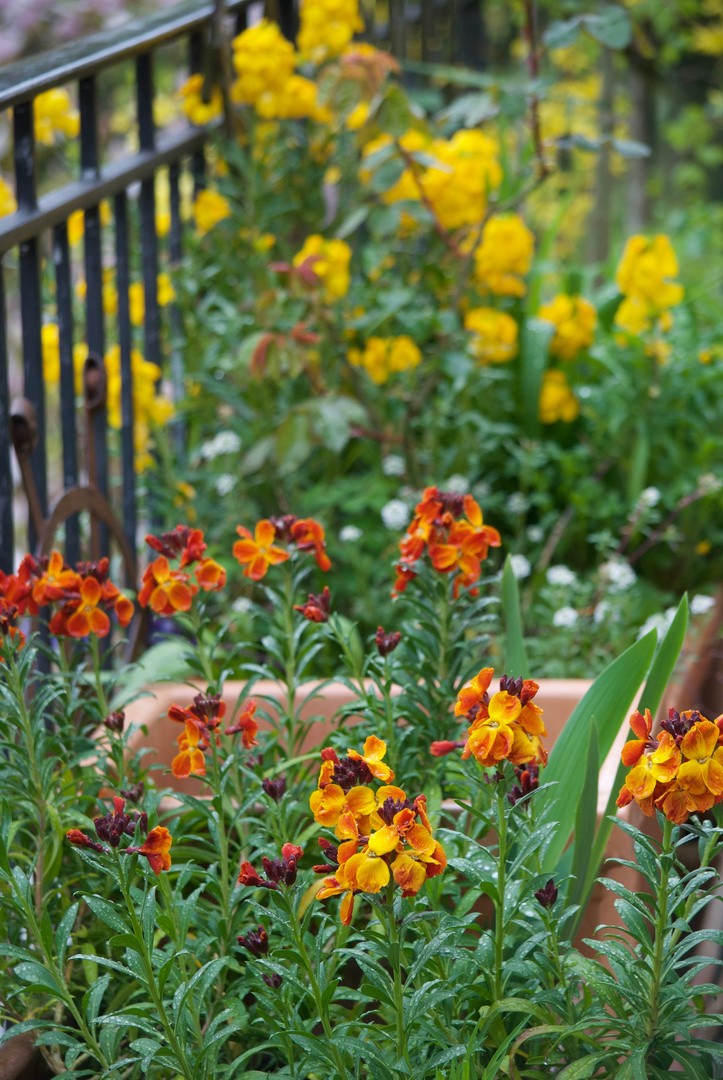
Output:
[
  {"left": 31, "top": 550, "right": 79, "bottom": 605},
  {"left": 171, "top": 720, "right": 207, "bottom": 778},
  {"left": 133, "top": 826, "right": 172, "bottom": 874},
  {"left": 226, "top": 699, "right": 259, "bottom": 748},
  {"left": 291, "top": 518, "right": 332, "bottom": 571},
  {"left": 139, "top": 555, "right": 197, "bottom": 613},
  {"left": 446, "top": 672, "right": 547, "bottom": 771},
  {"left": 233, "top": 521, "right": 290, "bottom": 580},
  {"left": 677, "top": 720, "right": 723, "bottom": 807},
  {"left": 346, "top": 735, "right": 394, "bottom": 782},
  {"left": 195, "top": 557, "right": 227, "bottom": 591}
]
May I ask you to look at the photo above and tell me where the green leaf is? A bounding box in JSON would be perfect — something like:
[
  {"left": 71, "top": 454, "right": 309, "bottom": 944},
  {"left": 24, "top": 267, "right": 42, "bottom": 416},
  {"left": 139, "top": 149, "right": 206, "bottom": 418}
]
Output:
[
  {"left": 543, "top": 17, "right": 581, "bottom": 50},
  {"left": 583, "top": 596, "right": 688, "bottom": 900},
  {"left": 14, "top": 961, "right": 63, "bottom": 994},
  {"left": 55, "top": 902, "right": 79, "bottom": 969},
  {"left": 83, "top": 895, "right": 131, "bottom": 935},
  {"left": 567, "top": 722, "right": 598, "bottom": 916},
  {"left": 337, "top": 204, "right": 370, "bottom": 239},
  {"left": 501, "top": 555, "right": 529, "bottom": 678},
  {"left": 612, "top": 138, "right": 651, "bottom": 159},
  {"left": 556, "top": 1054, "right": 609, "bottom": 1079},
  {"left": 142, "top": 887, "right": 156, "bottom": 951},
  {"left": 539, "top": 632, "right": 657, "bottom": 871},
  {"left": 518, "top": 317, "right": 554, "bottom": 438},
  {"left": 581, "top": 7, "right": 632, "bottom": 49}
]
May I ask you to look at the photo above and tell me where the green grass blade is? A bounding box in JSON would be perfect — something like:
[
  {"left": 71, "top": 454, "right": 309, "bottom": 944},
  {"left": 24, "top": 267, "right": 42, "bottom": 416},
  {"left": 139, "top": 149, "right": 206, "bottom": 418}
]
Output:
[
  {"left": 501, "top": 555, "right": 529, "bottom": 679},
  {"left": 539, "top": 631, "right": 657, "bottom": 872},
  {"left": 566, "top": 721, "right": 598, "bottom": 917}
]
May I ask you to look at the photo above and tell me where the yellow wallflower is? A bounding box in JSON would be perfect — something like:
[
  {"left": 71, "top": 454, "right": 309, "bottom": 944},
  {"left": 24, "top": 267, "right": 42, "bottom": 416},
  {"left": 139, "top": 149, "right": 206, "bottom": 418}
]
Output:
[
  {"left": 231, "top": 20, "right": 321, "bottom": 120},
  {"left": 293, "top": 234, "right": 352, "bottom": 300},
  {"left": 41, "top": 324, "right": 60, "bottom": 384},
  {"left": 539, "top": 369, "right": 579, "bottom": 424},
  {"left": 76, "top": 268, "right": 118, "bottom": 317},
  {"left": 348, "top": 335, "right": 421, "bottom": 384},
  {"left": 157, "top": 272, "right": 176, "bottom": 306},
  {"left": 66, "top": 201, "right": 111, "bottom": 247},
  {"left": 298, "top": 0, "right": 364, "bottom": 63},
  {"left": 0, "top": 176, "right": 17, "bottom": 217},
  {"left": 421, "top": 130, "right": 502, "bottom": 231},
  {"left": 538, "top": 294, "right": 597, "bottom": 361},
  {"left": 34, "top": 88, "right": 80, "bottom": 146},
  {"left": 473, "top": 215, "right": 534, "bottom": 297},
  {"left": 193, "top": 189, "right": 232, "bottom": 235},
  {"left": 615, "top": 295, "right": 650, "bottom": 336},
  {"left": 346, "top": 101, "right": 370, "bottom": 130},
  {"left": 129, "top": 282, "right": 145, "bottom": 327},
  {"left": 464, "top": 307, "right": 518, "bottom": 364},
  {"left": 178, "top": 74, "right": 224, "bottom": 125}
]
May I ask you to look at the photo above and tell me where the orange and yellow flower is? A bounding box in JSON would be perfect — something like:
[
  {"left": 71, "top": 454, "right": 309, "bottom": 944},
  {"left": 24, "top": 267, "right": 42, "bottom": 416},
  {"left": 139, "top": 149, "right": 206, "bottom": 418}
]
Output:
[
  {"left": 233, "top": 521, "right": 290, "bottom": 580},
  {"left": 171, "top": 720, "right": 207, "bottom": 779},
  {"left": 139, "top": 555, "right": 197, "bottom": 614}
]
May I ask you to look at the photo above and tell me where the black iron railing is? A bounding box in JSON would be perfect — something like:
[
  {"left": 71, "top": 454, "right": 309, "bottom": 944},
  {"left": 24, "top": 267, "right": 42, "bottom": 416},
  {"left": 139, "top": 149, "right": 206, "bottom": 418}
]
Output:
[
  {"left": 0, "top": 0, "right": 260, "bottom": 582},
  {"left": 0, "top": 0, "right": 478, "bottom": 583}
]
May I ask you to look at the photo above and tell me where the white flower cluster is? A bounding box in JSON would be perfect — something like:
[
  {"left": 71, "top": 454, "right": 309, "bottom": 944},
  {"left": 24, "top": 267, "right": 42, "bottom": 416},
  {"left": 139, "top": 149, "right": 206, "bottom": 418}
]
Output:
[
  {"left": 381, "top": 499, "right": 410, "bottom": 531},
  {"left": 546, "top": 565, "right": 577, "bottom": 587},
  {"left": 200, "top": 430, "right": 241, "bottom": 460},
  {"left": 638, "top": 486, "right": 661, "bottom": 509},
  {"left": 638, "top": 608, "right": 677, "bottom": 640},
  {"left": 232, "top": 596, "right": 253, "bottom": 615},
  {"left": 339, "top": 525, "right": 362, "bottom": 543},
  {"left": 445, "top": 474, "right": 468, "bottom": 494},
  {"left": 601, "top": 558, "right": 636, "bottom": 593},
  {"left": 552, "top": 606, "right": 578, "bottom": 628},
  {"left": 690, "top": 594, "right": 715, "bottom": 616},
  {"left": 507, "top": 492, "right": 529, "bottom": 515},
  {"left": 382, "top": 454, "right": 405, "bottom": 477},
  {"left": 527, "top": 525, "right": 544, "bottom": 544},
  {"left": 215, "top": 473, "right": 236, "bottom": 496}
]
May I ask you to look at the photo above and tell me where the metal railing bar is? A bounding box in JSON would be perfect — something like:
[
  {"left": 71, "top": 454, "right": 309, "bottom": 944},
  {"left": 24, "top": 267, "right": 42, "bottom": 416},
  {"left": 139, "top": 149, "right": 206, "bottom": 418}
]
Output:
[
  {"left": 53, "top": 221, "right": 80, "bottom": 566},
  {"left": 0, "top": 263, "right": 12, "bottom": 573},
  {"left": 114, "top": 191, "right": 137, "bottom": 583},
  {"left": 0, "top": 126, "right": 208, "bottom": 255},
  {"left": 80, "top": 74, "right": 109, "bottom": 559},
  {"left": 14, "top": 101, "right": 47, "bottom": 548},
  {"left": 168, "top": 161, "right": 186, "bottom": 462},
  {"left": 0, "top": 0, "right": 249, "bottom": 112},
  {"left": 136, "top": 54, "right": 162, "bottom": 379},
  {"left": 189, "top": 32, "right": 207, "bottom": 195}
]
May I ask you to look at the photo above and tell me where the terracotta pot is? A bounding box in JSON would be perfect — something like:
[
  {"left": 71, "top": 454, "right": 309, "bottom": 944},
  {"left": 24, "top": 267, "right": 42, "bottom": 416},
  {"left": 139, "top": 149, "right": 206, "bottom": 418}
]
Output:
[{"left": 115, "top": 676, "right": 639, "bottom": 950}]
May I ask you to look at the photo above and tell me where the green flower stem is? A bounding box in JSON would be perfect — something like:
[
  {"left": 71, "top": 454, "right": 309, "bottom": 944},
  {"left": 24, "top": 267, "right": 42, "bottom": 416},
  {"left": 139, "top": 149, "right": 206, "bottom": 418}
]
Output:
[
  {"left": 493, "top": 785, "right": 508, "bottom": 1003},
  {"left": 382, "top": 659, "right": 396, "bottom": 763},
  {"left": 6, "top": 650, "right": 46, "bottom": 916},
  {"left": 191, "top": 608, "right": 216, "bottom": 689},
  {"left": 158, "top": 873, "right": 204, "bottom": 1049},
  {"left": 669, "top": 828, "right": 718, "bottom": 953},
  {"left": 437, "top": 581, "right": 450, "bottom": 683},
  {"left": 88, "top": 634, "right": 127, "bottom": 792},
  {"left": 281, "top": 566, "right": 299, "bottom": 757},
  {"left": 385, "top": 881, "right": 410, "bottom": 1071},
  {"left": 288, "top": 900, "right": 351, "bottom": 1080},
  {"left": 645, "top": 817, "right": 674, "bottom": 1043},
  {"left": 116, "top": 856, "right": 196, "bottom": 1080},
  {"left": 209, "top": 735, "right": 232, "bottom": 937}
]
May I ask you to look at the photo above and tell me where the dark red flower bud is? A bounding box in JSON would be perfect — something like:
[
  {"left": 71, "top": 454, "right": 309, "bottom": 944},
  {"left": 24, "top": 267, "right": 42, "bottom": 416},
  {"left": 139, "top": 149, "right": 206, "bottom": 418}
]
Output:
[
  {"left": 376, "top": 626, "right": 401, "bottom": 657},
  {"left": 430, "top": 740, "right": 463, "bottom": 757},
  {"left": 321, "top": 747, "right": 339, "bottom": 764},
  {"left": 262, "top": 854, "right": 298, "bottom": 887},
  {"left": 281, "top": 843, "right": 303, "bottom": 863},
  {"left": 66, "top": 829, "right": 105, "bottom": 853},
  {"left": 135, "top": 811, "right": 149, "bottom": 835},
  {"left": 294, "top": 585, "right": 331, "bottom": 623},
  {"left": 262, "top": 775, "right": 286, "bottom": 802},
  {"left": 104, "top": 710, "right": 125, "bottom": 733},
  {"left": 238, "top": 861, "right": 271, "bottom": 888},
  {"left": 262, "top": 972, "right": 283, "bottom": 989},
  {"left": 535, "top": 879, "right": 558, "bottom": 909},
  {"left": 94, "top": 797, "right": 133, "bottom": 847},
  {"left": 237, "top": 925, "right": 269, "bottom": 957}
]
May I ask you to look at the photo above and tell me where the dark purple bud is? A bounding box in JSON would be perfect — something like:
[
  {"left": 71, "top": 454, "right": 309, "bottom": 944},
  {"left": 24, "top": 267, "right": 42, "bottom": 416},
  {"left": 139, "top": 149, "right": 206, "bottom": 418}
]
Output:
[
  {"left": 104, "top": 710, "right": 125, "bottom": 733},
  {"left": 120, "top": 781, "right": 144, "bottom": 804},
  {"left": 535, "top": 879, "right": 558, "bottom": 909},
  {"left": 262, "top": 775, "right": 287, "bottom": 802},
  {"left": 376, "top": 626, "right": 401, "bottom": 657},
  {"left": 237, "top": 925, "right": 269, "bottom": 957},
  {"left": 262, "top": 972, "right": 283, "bottom": 989}
]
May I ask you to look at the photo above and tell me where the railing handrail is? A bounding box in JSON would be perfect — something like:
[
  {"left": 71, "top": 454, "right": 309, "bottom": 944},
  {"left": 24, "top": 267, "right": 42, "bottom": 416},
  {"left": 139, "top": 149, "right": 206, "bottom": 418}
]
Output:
[{"left": 0, "top": 0, "right": 247, "bottom": 112}]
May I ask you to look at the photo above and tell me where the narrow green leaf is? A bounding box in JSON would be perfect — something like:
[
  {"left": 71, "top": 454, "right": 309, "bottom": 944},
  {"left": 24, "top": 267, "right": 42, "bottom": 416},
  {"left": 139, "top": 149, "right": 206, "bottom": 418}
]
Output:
[
  {"left": 540, "top": 632, "right": 657, "bottom": 871},
  {"left": 501, "top": 556, "right": 529, "bottom": 678},
  {"left": 83, "top": 895, "right": 131, "bottom": 935},
  {"left": 556, "top": 1054, "right": 609, "bottom": 1079},
  {"left": 583, "top": 596, "right": 688, "bottom": 899},
  {"left": 567, "top": 723, "right": 598, "bottom": 916},
  {"left": 518, "top": 317, "right": 554, "bottom": 439}
]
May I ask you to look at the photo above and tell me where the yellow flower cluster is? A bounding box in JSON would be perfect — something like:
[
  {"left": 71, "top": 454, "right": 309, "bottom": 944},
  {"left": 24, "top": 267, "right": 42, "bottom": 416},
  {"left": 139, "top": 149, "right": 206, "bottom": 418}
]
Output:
[
  {"left": 362, "top": 128, "right": 502, "bottom": 231},
  {"left": 75, "top": 272, "right": 175, "bottom": 324},
  {"left": 0, "top": 176, "right": 17, "bottom": 218},
  {"left": 538, "top": 294, "right": 597, "bottom": 361},
  {"left": 67, "top": 202, "right": 112, "bottom": 246},
  {"left": 293, "top": 234, "right": 352, "bottom": 301},
  {"left": 473, "top": 215, "right": 535, "bottom": 297},
  {"left": 464, "top": 307, "right": 518, "bottom": 364},
  {"left": 193, "top": 189, "right": 232, "bottom": 235},
  {"left": 538, "top": 369, "right": 579, "bottom": 424},
  {"left": 178, "top": 74, "right": 224, "bottom": 126},
  {"left": 230, "top": 20, "right": 324, "bottom": 121},
  {"left": 298, "top": 0, "right": 364, "bottom": 63},
  {"left": 34, "top": 89, "right": 80, "bottom": 146},
  {"left": 40, "top": 329, "right": 173, "bottom": 471},
  {"left": 347, "top": 335, "right": 422, "bottom": 384},
  {"left": 614, "top": 235, "right": 683, "bottom": 337}
]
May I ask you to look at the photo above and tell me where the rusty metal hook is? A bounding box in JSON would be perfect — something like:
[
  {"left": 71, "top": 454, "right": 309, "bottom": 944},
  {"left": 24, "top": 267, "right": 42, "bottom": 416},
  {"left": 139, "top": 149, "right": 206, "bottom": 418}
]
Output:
[{"left": 10, "top": 397, "right": 44, "bottom": 541}]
